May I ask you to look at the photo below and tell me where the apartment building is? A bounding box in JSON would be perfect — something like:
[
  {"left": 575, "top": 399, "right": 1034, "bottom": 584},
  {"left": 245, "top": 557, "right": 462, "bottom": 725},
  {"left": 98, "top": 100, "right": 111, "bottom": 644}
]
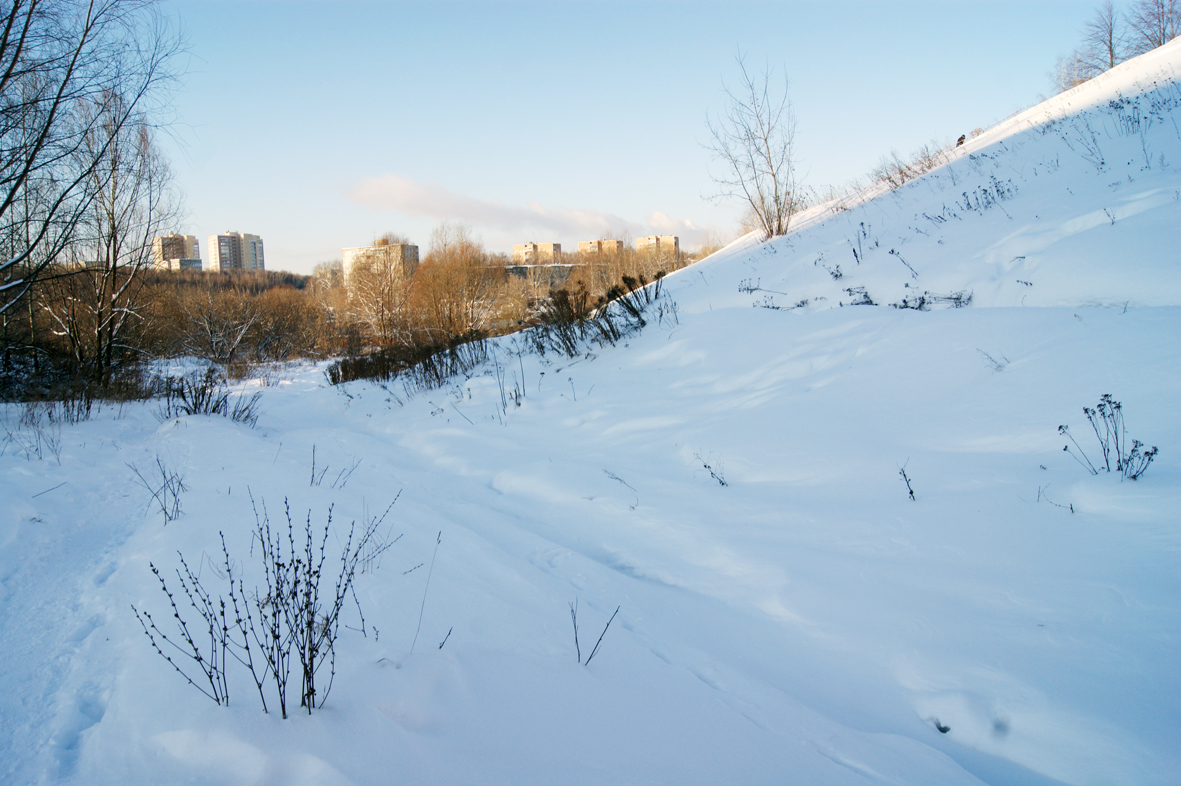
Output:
[
  {"left": 342, "top": 240, "right": 419, "bottom": 287},
  {"left": 578, "top": 240, "right": 623, "bottom": 255},
  {"left": 512, "top": 243, "right": 536, "bottom": 263},
  {"left": 208, "top": 231, "right": 265, "bottom": 272},
  {"left": 512, "top": 242, "right": 561, "bottom": 263},
  {"left": 151, "top": 234, "right": 201, "bottom": 271},
  {"left": 636, "top": 235, "right": 679, "bottom": 257}
]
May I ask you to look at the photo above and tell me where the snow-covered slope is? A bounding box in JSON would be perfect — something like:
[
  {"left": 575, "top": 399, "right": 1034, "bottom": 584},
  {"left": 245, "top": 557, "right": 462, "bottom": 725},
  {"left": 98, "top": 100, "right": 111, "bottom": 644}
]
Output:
[
  {"left": 703, "top": 38, "right": 1181, "bottom": 313},
  {"left": 2, "top": 42, "right": 1179, "bottom": 786}
]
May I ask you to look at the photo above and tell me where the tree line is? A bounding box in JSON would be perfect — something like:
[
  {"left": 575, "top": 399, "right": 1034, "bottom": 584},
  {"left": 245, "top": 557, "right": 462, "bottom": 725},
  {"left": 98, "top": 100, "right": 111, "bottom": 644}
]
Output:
[
  {"left": 327, "top": 223, "right": 687, "bottom": 357},
  {"left": 1, "top": 213, "right": 691, "bottom": 398}
]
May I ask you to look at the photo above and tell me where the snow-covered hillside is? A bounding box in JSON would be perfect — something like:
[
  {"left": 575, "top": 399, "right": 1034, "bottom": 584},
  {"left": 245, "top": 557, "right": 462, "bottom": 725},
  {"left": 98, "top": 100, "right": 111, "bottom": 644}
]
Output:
[
  {"left": 708, "top": 38, "right": 1181, "bottom": 314},
  {"left": 2, "top": 41, "right": 1179, "bottom": 786}
]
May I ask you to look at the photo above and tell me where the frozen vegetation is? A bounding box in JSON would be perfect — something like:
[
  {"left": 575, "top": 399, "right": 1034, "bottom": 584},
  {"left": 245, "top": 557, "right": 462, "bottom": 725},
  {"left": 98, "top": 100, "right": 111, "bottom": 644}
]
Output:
[{"left": 2, "top": 40, "right": 1180, "bottom": 786}]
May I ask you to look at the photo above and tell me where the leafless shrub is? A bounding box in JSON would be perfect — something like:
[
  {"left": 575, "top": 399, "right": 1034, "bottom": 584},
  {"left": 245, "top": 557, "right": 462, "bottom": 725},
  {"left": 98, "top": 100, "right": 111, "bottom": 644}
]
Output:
[
  {"left": 976, "top": 349, "right": 1009, "bottom": 372},
  {"left": 843, "top": 287, "right": 875, "bottom": 306},
  {"left": 529, "top": 273, "right": 671, "bottom": 358},
  {"left": 0, "top": 368, "right": 163, "bottom": 462},
  {"left": 1059, "top": 394, "right": 1158, "bottom": 480},
  {"left": 134, "top": 495, "right": 399, "bottom": 717},
  {"left": 1, "top": 403, "right": 63, "bottom": 463},
  {"left": 129, "top": 455, "right": 188, "bottom": 524},
  {"left": 871, "top": 142, "right": 952, "bottom": 190},
  {"left": 325, "top": 332, "right": 487, "bottom": 389},
  {"left": 308, "top": 445, "right": 361, "bottom": 489},
  {"left": 695, "top": 451, "right": 728, "bottom": 487},
  {"left": 133, "top": 553, "right": 233, "bottom": 707},
  {"left": 890, "top": 290, "right": 973, "bottom": 311},
  {"left": 401, "top": 336, "right": 489, "bottom": 395},
  {"left": 178, "top": 289, "right": 265, "bottom": 366},
  {"left": 157, "top": 368, "right": 261, "bottom": 427}
]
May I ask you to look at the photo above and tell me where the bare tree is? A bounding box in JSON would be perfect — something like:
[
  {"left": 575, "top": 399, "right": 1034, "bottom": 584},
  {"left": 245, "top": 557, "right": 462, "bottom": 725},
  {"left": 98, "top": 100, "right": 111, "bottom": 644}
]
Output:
[
  {"left": 377, "top": 231, "right": 411, "bottom": 247},
  {"left": 0, "top": 0, "right": 180, "bottom": 323},
  {"left": 346, "top": 244, "right": 415, "bottom": 347},
  {"left": 1082, "top": 1, "right": 1128, "bottom": 71},
  {"left": 40, "top": 93, "right": 179, "bottom": 381},
  {"left": 311, "top": 259, "right": 343, "bottom": 291},
  {"left": 1126, "top": 0, "right": 1179, "bottom": 54},
  {"left": 705, "top": 55, "right": 800, "bottom": 239},
  {"left": 1052, "top": 50, "right": 1094, "bottom": 93},
  {"left": 178, "top": 288, "right": 264, "bottom": 366},
  {"left": 340, "top": 231, "right": 417, "bottom": 348},
  {"left": 1050, "top": 1, "right": 1134, "bottom": 95},
  {"left": 412, "top": 222, "right": 500, "bottom": 341},
  {"left": 250, "top": 286, "right": 325, "bottom": 362}
]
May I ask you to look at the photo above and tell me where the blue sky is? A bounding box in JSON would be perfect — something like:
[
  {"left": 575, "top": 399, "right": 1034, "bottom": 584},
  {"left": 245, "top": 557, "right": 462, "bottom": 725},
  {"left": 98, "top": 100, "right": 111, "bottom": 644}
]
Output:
[{"left": 158, "top": 0, "right": 1098, "bottom": 273}]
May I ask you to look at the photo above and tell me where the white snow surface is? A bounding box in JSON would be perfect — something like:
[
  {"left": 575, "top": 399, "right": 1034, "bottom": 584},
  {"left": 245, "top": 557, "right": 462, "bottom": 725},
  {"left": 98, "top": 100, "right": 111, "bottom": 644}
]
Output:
[{"left": 3, "top": 41, "right": 1180, "bottom": 786}]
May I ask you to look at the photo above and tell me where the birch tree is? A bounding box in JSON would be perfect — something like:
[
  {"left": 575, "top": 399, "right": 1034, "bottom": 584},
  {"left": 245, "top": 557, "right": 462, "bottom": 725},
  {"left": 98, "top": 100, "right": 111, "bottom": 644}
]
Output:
[
  {"left": 40, "top": 93, "right": 178, "bottom": 381},
  {"left": 0, "top": 0, "right": 179, "bottom": 326}
]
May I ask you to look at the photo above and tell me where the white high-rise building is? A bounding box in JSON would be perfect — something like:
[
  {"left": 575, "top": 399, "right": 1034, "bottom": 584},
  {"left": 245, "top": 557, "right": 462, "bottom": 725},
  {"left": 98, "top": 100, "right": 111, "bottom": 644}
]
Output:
[{"left": 208, "top": 231, "right": 265, "bottom": 271}]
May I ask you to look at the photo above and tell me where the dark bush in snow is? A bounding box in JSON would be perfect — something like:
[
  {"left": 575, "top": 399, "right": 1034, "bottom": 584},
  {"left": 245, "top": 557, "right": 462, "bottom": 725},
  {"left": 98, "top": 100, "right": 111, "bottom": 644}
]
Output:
[
  {"left": 133, "top": 497, "right": 398, "bottom": 717},
  {"left": 157, "top": 368, "right": 261, "bottom": 427}
]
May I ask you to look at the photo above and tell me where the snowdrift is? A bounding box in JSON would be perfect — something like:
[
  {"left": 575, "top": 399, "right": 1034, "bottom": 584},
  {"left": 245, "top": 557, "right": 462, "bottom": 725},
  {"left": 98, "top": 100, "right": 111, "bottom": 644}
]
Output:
[{"left": 2, "top": 40, "right": 1179, "bottom": 786}]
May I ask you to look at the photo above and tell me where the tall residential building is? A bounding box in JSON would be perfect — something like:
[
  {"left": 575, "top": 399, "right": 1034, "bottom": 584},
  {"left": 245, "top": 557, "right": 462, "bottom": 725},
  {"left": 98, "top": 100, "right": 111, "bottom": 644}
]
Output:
[
  {"left": 152, "top": 234, "right": 201, "bottom": 270},
  {"left": 208, "top": 231, "right": 265, "bottom": 272},
  {"left": 636, "top": 235, "right": 679, "bottom": 257},
  {"left": 512, "top": 242, "right": 561, "bottom": 263},
  {"left": 578, "top": 240, "right": 623, "bottom": 255},
  {"left": 342, "top": 241, "right": 419, "bottom": 287}
]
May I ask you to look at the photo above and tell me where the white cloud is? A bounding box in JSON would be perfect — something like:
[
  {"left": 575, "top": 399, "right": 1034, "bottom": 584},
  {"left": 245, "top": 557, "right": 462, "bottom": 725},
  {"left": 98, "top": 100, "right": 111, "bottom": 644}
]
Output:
[
  {"left": 346, "top": 174, "right": 716, "bottom": 253},
  {"left": 346, "top": 174, "right": 644, "bottom": 240},
  {"left": 648, "top": 211, "right": 706, "bottom": 248}
]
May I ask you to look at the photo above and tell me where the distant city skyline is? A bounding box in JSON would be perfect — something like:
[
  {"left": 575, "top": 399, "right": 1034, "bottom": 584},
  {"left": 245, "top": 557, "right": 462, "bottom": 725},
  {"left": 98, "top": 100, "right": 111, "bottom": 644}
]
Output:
[{"left": 158, "top": 0, "right": 1100, "bottom": 274}]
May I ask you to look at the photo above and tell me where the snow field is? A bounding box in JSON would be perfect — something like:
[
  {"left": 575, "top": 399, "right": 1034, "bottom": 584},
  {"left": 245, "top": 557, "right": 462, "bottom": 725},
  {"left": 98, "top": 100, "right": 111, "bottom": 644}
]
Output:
[{"left": 2, "top": 37, "right": 1180, "bottom": 786}]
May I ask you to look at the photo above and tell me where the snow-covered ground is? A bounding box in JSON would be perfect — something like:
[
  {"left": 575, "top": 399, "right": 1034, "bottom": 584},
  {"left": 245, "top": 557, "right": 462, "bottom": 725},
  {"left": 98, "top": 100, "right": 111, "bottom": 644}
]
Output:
[{"left": 2, "top": 40, "right": 1179, "bottom": 786}]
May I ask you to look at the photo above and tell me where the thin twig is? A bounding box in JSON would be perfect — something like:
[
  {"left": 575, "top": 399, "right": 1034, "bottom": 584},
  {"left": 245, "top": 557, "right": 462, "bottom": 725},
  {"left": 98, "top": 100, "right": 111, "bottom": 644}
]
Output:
[
  {"left": 1059, "top": 425, "right": 1098, "bottom": 475},
  {"left": 569, "top": 600, "right": 581, "bottom": 663},
  {"left": 410, "top": 531, "right": 441, "bottom": 654},
  {"left": 899, "top": 460, "right": 916, "bottom": 501},
  {"left": 584, "top": 606, "right": 619, "bottom": 666},
  {"left": 31, "top": 481, "right": 68, "bottom": 498}
]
